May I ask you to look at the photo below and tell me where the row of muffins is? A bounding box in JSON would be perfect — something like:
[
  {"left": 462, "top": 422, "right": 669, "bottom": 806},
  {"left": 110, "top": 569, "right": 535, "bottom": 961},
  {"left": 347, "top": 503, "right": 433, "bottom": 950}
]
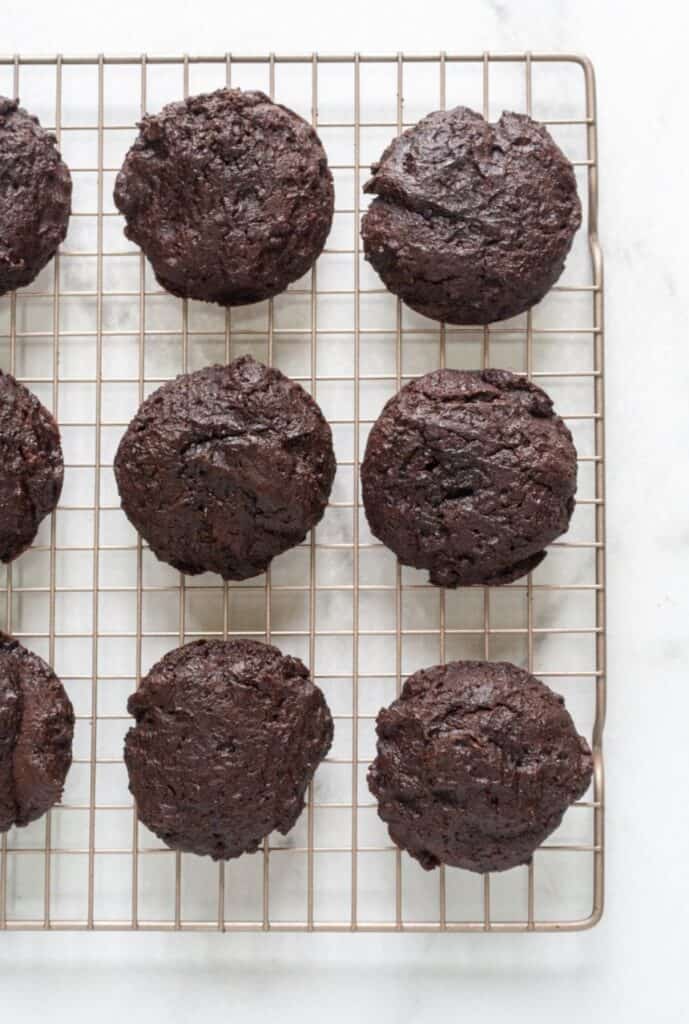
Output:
[
  {"left": 0, "top": 86, "right": 590, "bottom": 875},
  {"left": 0, "top": 354, "right": 579, "bottom": 589},
  {"left": 0, "top": 88, "right": 580, "bottom": 324},
  {"left": 0, "top": 355, "right": 590, "bottom": 873},
  {"left": 0, "top": 632, "right": 591, "bottom": 875}
]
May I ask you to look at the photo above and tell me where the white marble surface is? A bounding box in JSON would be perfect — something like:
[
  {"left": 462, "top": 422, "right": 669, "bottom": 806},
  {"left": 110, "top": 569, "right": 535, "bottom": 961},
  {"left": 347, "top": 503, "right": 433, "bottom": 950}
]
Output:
[{"left": 0, "top": 0, "right": 688, "bottom": 1019}]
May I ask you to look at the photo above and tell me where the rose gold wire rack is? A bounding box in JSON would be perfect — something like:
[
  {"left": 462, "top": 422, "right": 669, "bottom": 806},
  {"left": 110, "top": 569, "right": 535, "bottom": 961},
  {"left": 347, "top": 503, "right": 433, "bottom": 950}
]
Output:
[{"left": 0, "top": 52, "right": 604, "bottom": 933}]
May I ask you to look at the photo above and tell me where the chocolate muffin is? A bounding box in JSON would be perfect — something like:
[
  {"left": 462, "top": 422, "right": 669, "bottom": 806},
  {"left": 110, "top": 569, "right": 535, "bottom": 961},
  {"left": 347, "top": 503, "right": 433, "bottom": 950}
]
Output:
[
  {"left": 125, "top": 639, "right": 333, "bottom": 859},
  {"left": 361, "top": 106, "right": 581, "bottom": 324},
  {"left": 0, "top": 97, "right": 72, "bottom": 297},
  {"left": 0, "top": 633, "right": 74, "bottom": 833},
  {"left": 114, "top": 356, "right": 335, "bottom": 580},
  {"left": 369, "top": 660, "right": 592, "bottom": 873},
  {"left": 114, "top": 88, "right": 334, "bottom": 306},
  {"left": 0, "top": 371, "right": 64, "bottom": 563},
  {"left": 361, "top": 368, "right": 577, "bottom": 587}
]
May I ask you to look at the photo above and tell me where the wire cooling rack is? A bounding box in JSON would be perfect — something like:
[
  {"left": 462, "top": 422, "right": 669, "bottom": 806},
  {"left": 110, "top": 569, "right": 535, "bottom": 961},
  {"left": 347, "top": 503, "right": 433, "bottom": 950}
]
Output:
[{"left": 0, "top": 52, "right": 604, "bottom": 933}]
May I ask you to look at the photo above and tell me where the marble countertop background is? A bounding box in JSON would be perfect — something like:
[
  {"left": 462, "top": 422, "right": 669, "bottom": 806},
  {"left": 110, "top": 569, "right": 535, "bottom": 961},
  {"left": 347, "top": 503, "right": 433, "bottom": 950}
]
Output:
[{"left": 0, "top": 0, "right": 687, "bottom": 1019}]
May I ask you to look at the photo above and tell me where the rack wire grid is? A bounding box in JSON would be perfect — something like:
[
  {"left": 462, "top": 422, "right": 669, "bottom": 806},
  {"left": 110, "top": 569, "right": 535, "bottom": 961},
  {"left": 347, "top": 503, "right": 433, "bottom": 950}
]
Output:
[{"left": 0, "top": 51, "right": 604, "bottom": 933}]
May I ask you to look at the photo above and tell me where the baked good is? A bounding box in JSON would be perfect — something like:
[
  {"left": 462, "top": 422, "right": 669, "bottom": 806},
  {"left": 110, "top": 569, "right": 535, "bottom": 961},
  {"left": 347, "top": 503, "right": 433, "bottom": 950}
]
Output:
[
  {"left": 368, "top": 659, "right": 592, "bottom": 873},
  {"left": 0, "top": 97, "right": 72, "bottom": 296},
  {"left": 125, "top": 639, "right": 333, "bottom": 859},
  {"left": 361, "top": 368, "right": 577, "bottom": 587},
  {"left": 361, "top": 106, "right": 581, "bottom": 324},
  {"left": 0, "top": 633, "right": 74, "bottom": 833},
  {"left": 114, "top": 355, "right": 335, "bottom": 580},
  {"left": 113, "top": 88, "right": 334, "bottom": 306},
  {"left": 0, "top": 370, "right": 64, "bottom": 563}
]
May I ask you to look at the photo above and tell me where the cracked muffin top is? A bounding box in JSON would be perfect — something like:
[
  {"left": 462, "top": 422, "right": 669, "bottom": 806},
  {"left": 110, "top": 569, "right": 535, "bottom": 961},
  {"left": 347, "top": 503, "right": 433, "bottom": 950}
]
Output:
[
  {"left": 0, "top": 370, "right": 64, "bottom": 564},
  {"left": 114, "top": 88, "right": 334, "bottom": 306},
  {"left": 0, "top": 97, "right": 72, "bottom": 297},
  {"left": 114, "top": 355, "right": 336, "bottom": 580},
  {"left": 125, "top": 638, "right": 333, "bottom": 860},
  {"left": 361, "top": 106, "right": 581, "bottom": 325},
  {"left": 361, "top": 368, "right": 577, "bottom": 587},
  {"left": 368, "top": 659, "right": 592, "bottom": 873},
  {"left": 0, "top": 632, "right": 74, "bottom": 834}
]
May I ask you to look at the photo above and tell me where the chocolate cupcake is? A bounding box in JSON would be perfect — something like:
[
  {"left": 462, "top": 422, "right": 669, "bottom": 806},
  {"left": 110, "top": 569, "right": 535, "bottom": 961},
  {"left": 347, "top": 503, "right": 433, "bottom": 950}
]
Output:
[
  {"left": 125, "top": 639, "right": 333, "bottom": 859},
  {"left": 0, "top": 633, "right": 74, "bottom": 833},
  {"left": 114, "top": 88, "right": 334, "bottom": 306},
  {"left": 361, "top": 368, "right": 577, "bottom": 587},
  {"left": 114, "top": 356, "right": 336, "bottom": 580},
  {"left": 361, "top": 106, "right": 581, "bottom": 324},
  {"left": 369, "top": 659, "right": 592, "bottom": 873},
  {"left": 0, "top": 97, "right": 72, "bottom": 297},
  {"left": 0, "top": 371, "right": 64, "bottom": 564}
]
